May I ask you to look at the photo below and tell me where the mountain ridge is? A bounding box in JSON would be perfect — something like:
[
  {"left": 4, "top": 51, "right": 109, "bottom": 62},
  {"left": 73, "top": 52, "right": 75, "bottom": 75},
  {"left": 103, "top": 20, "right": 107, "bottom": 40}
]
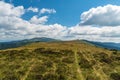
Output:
[
  {"left": 0, "top": 37, "right": 60, "bottom": 50},
  {"left": 0, "top": 37, "right": 120, "bottom": 50},
  {"left": 83, "top": 40, "right": 120, "bottom": 50}
]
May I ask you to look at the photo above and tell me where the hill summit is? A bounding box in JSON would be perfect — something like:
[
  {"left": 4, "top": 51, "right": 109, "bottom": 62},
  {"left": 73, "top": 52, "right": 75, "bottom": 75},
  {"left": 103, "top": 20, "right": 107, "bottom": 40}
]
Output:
[{"left": 0, "top": 40, "right": 120, "bottom": 80}]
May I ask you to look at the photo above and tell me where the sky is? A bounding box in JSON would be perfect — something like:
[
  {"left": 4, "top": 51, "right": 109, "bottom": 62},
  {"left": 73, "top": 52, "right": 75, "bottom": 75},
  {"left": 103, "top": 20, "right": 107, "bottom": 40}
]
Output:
[{"left": 0, "top": 0, "right": 120, "bottom": 42}]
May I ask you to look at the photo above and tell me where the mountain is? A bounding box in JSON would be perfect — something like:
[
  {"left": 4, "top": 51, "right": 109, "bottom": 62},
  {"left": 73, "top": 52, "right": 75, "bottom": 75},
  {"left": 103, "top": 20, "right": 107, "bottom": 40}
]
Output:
[
  {"left": 84, "top": 40, "right": 120, "bottom": 50},
  {"left": 0, "top": 41, "right": 119, "bottom": 80},
  {"left": 0, "top": 38, "right": 120, "bottom": 50},
  {"left": 0, "top": 37, "right": 59, "bottom": 50}
]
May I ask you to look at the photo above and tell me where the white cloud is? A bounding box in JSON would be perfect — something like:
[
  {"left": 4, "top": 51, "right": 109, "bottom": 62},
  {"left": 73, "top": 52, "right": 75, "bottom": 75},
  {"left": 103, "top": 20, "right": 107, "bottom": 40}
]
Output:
[
  {"left": 0, "top": 1, "right": 66, "bottom": 41},
  {"left": 0, "top": 1, "right": 120, "bottom": 42},
  {"left": 80, "top": 4, "right": 120, "bottom": 26},
  {"left": 27, "top": 7, "right": 38, "bottom": 12},
  {"left": 30, "top": 16, "right": 48, "bottom": 24},
  {"left": 40, "top": 8, "right": 56, "bottom": 14},
  {"left": 0, "top": 1, "right": 24, "bottom": 17},
  {"left": 67, "top": 25, "right": 120, "bottom": 42}
]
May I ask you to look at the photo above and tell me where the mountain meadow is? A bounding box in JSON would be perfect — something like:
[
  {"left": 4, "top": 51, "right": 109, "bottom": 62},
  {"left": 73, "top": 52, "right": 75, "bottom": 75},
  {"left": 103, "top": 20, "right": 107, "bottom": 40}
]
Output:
[
  {"left": 0, "top": 40, "right": 120, "bottom": 80},
  {"left": 1, "top": 0, "right": 120, "bottom": 80}
]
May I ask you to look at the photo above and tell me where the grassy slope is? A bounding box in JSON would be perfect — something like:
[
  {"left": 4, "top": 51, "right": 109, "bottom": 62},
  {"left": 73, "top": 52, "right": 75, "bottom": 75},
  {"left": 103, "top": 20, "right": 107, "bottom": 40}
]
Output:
[{"left": 0, "top": 41, "right": 120, "bottom": 80}]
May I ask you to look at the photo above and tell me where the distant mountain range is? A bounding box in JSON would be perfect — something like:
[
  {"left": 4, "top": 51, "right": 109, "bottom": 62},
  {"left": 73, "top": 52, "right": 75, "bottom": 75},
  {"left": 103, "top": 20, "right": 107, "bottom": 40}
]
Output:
[
  {"left": 84, "top": 40, "right": 120, "bottom": 50},
  {"left": 0, "top": 37, "right": 120, "bottom": 50},
  {"left": 0, "top": 37, "right": 59, "bottom": 50}
]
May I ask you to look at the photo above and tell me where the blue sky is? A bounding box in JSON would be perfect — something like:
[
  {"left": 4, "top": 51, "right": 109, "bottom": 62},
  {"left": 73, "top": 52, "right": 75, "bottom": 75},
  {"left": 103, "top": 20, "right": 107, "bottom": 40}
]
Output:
[
  {"left": 4, "top": 0, "right": 120, "bottom": 26},
  {"left": 0, "top": 0, "right": 120, "bottom": 42}
]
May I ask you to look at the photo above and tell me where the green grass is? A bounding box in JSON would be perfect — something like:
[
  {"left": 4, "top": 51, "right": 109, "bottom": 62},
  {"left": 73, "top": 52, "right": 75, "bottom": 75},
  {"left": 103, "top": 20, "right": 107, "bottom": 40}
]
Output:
[{"left": 0, "top": 41, "right": 120, "bottom": 80}]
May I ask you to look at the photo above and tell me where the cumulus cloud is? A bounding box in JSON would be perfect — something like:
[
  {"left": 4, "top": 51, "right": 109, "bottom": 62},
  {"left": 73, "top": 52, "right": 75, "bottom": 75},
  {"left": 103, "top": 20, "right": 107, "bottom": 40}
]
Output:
[
  {"left": 0, "top": 1, "right": 24, "bottom": 17},
  {"left": 80, "top": 4, "right": 120, "bottom": 26},
  {"left": 40, "top": 8, "right": 56, "bottom": 14},
  {"left": 67, "top": 25, "right": 120, "bottom": 42},
  {"left": 29, "top": 16, "right": 48, "bottom": 24},
  {"left": 27, "top": 7, "right": 38, "bottom": 12},
  {"left": 0, "top": 1, "right": 65, "bottom": 41},
  {"left": 0, "top": 1, "right": 120, "bottom": 42}
]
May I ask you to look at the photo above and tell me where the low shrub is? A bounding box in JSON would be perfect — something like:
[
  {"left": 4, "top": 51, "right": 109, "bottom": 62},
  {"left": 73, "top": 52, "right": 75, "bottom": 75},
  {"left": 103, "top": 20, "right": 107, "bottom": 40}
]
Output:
[
  {"left": 43, "top": 73, "right": 58, "bottom": 80},
  {"left": 79, "top": 58, "right": 93, "bottom": 69},
  {"left": 110, "top": 73, "right": 120, "bottom": 80},
  {"left": 86, "top": 75, "right": 100, "bottom": 80},
  {"left": 62, "top": 57, "right": 74, "bottom": 64}
]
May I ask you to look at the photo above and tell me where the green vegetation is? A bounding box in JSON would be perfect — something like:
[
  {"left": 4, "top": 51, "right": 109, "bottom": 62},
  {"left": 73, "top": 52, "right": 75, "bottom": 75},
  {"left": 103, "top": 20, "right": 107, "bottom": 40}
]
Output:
[{"left": 0, "top": 41, "right": 120, "bottom": 80}]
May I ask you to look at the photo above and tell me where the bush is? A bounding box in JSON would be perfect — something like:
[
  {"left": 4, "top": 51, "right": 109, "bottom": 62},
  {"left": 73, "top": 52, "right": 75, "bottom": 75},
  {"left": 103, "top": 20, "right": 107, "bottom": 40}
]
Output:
[
  {"left": 116, "top": 57, "right": 120, "bottom": 60},
  {"left": 110, "top": 73, "right": 120, "bottom": 80},
  {"left": 3, "top": 72, "right": 18, "bottom": 80},
  {"left": 93, "top": 52, "right": 112, "bottom": 64},
  {"left": 100, "top": 57, "right": 112, "bottom": 64},
  {"left": 56, "top": 64, "right": 68, "bottom": 74},
  {"left": 34, "top": 48, "right": 45, "bottom": 53},
  {"left": 43, "top": 61, "right": 53, "bottom": 68},
  {"left": 113, "top": 51, "right": 117, "bottom": 55},
  {"left": 27, "top": 74, "right": 43, "bottom": 80},
  {"left": 9, "top": 64, "right": 21, "bottom": 70},
  {"left": 79, "top": 58, "right": 93, "bottom": 69},
  {"left": 86, "top": 75, "right": 100, "bottom": 80},
  {"left": 34, "top": 48, "right": 61, "bottom": 55},
  {"left": 43, "top": 73, "right": 58, "bottom": 80},
  {"left": 31, "top": 64, "right": 47, "bottom": 74},
  {"left": 62, "top": 57, "right": 74, "bottom": 64},
  {"left": 58, "top": 74, "right": 67, "bottom": 80}
]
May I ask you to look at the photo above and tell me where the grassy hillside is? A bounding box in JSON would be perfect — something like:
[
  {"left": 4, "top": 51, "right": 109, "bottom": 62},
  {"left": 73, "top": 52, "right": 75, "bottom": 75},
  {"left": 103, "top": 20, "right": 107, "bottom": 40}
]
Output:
[{"left": 0, "top": 41, "right": 120, "bottom": 80}]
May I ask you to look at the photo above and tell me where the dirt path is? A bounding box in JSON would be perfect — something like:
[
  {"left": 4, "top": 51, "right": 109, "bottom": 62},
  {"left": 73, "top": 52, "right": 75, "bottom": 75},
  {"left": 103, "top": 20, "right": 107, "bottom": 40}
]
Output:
[
  {"left": 81, "top": 51, "right": 108, "bottom": 80},
  {"left": 74, "top": 50, "right": 84, "bottom": 80},
  {"left": 21, "top": 58, "right": 35, "bottom": 80}
]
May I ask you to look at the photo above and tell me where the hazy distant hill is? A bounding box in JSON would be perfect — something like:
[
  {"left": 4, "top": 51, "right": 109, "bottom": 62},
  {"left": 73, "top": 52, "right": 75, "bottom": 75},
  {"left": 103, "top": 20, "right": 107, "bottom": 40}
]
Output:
[
  {"left": 0, "top": 38, "right": 120, "bottom": 50},
  {"left": 0, "top": 41, "right": 119, "bottom": 80},
  {"left": 84, "top": 40, "right": 120, "bottom": 50},
  {"left": 0, "top": 37, "right": 59, "bottom": 50}
]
